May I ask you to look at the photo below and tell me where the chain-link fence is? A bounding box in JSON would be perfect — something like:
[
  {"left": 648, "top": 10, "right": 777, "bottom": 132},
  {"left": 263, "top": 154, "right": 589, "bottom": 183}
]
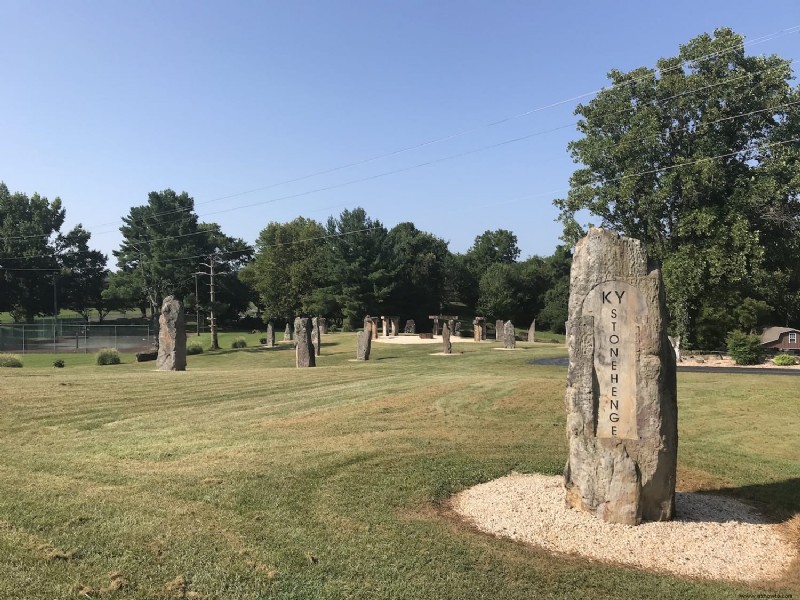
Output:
[{"left": 0, "top": 322, "right": 155, "bottom": 354}]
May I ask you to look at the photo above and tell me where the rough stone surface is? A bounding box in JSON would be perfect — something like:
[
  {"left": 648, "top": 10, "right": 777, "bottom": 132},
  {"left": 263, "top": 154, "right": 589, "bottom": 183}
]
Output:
[
  {"left": 370, "top": 317, "right": 379, "bottom": 340},
  {"left": 668, "top": 335, "right": 682, "bottom": 362},
  {"left": 503, "top": 321, "right": 515, "bottom": 349},
  {"left": 391, "top": 317, "right": 400, "bottom": 336},
  {"left": 136, "top": 350, "right": 158, "bottom": 362},
  {"left": 528, "top": 320, "right": 536, "bottom": 342},
  {"left": 442, "top": 322, "right": 452, "bottom": 354},
  {"left": 453, "top": 320, "right": 461, "bottom": 336},
  {"left": 265, "top": 322, "right": 275, "bottom": 348},
  {"left": 319, "top": 317, "right": 328, "bottom": 335},
  {"left": 495, "top": 319, "right": 504, "bottom": 342},
  {"left": 295, "top": 317, "right": 315, "bottom": 368},
  {"left": 564, "top": 227, "right": 677, "bottom": 525},
  {"left": 356, "top": 330, "right": 372, "bottom": 360},
  {"left": 157, "top": 296, "right": 187, "bottom": 371},
  {"left": 381, "top": 317, "right": 390, "bottom": 337},
  {"left": 404, "top": 319, "right": 416, "bottom": 334},
  {"left": 312, "top": 317, "right": 321, "bottom": 357},
  {"left": 284, "top": 322, "right": 293, "bottom": 342},
  {"left": 473, "top": 317, "right": 485, "bottom": 342}
]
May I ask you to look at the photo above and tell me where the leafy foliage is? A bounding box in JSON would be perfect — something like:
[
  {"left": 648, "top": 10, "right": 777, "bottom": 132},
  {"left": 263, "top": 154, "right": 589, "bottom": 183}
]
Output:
[
  {"left": 95, "top": 348, "right": 121, "bottom": 366},
  {"left": 725, "top": 331, "right": 765, "bottom": 365},
  {"left": 186, "top": 340, "right": 204, "bottom": 355},
  {"left": 554, "top": 28, "right": 800, "bottom": 344},
  {"left": 0, "top": 353, "right": 23, "bottom": 367},
  {"left": 773, "top": 353, "right": 798, "bottom": 366}
]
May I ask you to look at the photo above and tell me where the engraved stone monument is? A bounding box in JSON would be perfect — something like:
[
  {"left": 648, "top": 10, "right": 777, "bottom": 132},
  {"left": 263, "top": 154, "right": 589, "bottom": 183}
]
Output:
[
  {"left": 564, "top": 228, "right": 677, "bottom": 525},
  {"left": 157, "top": 296, "right": 186, "bottom": 371},
  {"left": 295, "top": 317, "right": 316, "bottom": 368}
]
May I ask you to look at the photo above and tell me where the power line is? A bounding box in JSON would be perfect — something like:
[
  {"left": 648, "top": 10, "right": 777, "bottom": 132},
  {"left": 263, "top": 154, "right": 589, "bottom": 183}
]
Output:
[{"left": 7, "top": 24, "right": 795, "bottom": 241}]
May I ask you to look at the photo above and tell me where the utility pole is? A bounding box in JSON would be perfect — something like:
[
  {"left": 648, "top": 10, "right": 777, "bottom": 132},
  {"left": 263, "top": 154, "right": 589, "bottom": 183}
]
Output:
[
  {"left": 199, "top": 255, "right": 220, "bottom": 350},
  {"left": 193, "top": 272, "right": 201, "bottom": 336}
]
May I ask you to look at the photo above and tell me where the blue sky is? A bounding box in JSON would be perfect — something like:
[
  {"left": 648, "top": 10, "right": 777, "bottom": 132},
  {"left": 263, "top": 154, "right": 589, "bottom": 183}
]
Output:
[{"left": 1, "top": 1, "right": 799, "bottom": 263}]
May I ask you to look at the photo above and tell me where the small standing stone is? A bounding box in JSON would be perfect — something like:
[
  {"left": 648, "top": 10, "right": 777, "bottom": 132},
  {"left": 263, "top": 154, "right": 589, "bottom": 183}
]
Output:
[
  {"left": 265, "top": 322, "right": 275, "bottom": 348},
  {"left": 381, "top": 316, "right": 390, "bottom": 337},
  {"left": 442, "top": 321, "right": 452, "bottom": 354},
  {"left": 157, "top": 295, "right": 186, "bottom": 371},
  {"left": 312, "top": 317, "right": 321, "bottom": 356},
  {"left": 284, "top": 322, "right": 293, "bottom": 342},
  {"left": 391, "top": 317, "right": 400, "bottom": 336},
  {"left": 495, "top": 319, "right": 504, "bottom": 342},
  {"left": 404, "top": 319, "right": 416, "bottom": 334},
  {"left": 295, "top": 317, "right": 315, "bottom": 368},
  {"left": 503, "top": 321, "right": 516, "bottom": 349},
  {"left": 528, "top": 320, "right": 536, "bottom": 343},
  {"left": 564, "top": 228, "right": 677, "bottom": 525},
  {"left": 319, "top": 318, "right": 328, "bottom": 335},
  {"left": 356, "top": 329, "right": 372, "bottom": 360}
]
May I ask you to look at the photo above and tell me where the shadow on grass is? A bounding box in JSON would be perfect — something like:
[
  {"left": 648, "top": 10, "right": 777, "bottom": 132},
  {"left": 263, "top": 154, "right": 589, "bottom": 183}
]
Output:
[{"left": 703, "top": 478, "right": 800, "bottom": 521}]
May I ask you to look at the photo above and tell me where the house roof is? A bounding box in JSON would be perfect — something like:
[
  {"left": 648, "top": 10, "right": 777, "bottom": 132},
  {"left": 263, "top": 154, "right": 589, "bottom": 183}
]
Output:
[{"left": 760, "top": 326, "right": 800, "bottom": 345}]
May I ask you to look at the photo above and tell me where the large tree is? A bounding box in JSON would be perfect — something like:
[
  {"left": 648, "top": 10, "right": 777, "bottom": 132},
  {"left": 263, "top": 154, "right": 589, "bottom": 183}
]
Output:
[
  {"left": 554, "top": 28, "right": 800, "bottom": 344},
  {"left": 239, "top": 217, "right": 327, "bottom": 321},
  {"left": 0, "top": 183, "right": 108, "bottom": 322},
  {"left": 322, "top": 208, "right": 390, "bottom": 330},
  {"left": 384, "top": 222, "right": 450, "bottom": 324},
  {"left": 108, "top": 190, "right": 251, "bottom": 320}
]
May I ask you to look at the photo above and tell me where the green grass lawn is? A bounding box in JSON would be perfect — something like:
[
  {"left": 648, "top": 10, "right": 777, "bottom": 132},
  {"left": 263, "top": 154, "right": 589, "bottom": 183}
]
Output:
[{"left": 0, "top": 334, "right": 797, "bottom": 599}]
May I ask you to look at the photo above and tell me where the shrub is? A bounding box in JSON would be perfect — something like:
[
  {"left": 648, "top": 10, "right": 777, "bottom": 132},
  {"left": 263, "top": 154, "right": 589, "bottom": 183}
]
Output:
[
  {"left": 96, "top": 348, "right": 121, "bottom": 366},
  {"left": 0, "top": 354, "right": 23, "bottom": 368},
  {"left": 725, "top": 331, "right": 765, "bottom": 365},
  {"left": 53, "top": 359, "right": 65, "bottom": 368},
  {"left": 231, "top": 337, "right": 247, "bottom": 349},
  {"left": 773, "top": 353, "right": 798, "bottom": 366},
  {"left": 187, "top": 340, "right": 204, "bottom": 355},
  {"left": 259, "top": 337, "right": 267, "bottom": 345}
]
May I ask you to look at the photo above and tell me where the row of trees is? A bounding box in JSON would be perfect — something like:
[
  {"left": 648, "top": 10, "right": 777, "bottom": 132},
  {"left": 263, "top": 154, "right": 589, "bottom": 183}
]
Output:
[
  {"left": 0, "top": 185, "right": 570, "bottom": 332},
  {"left": 239, "top": 208, "right": 571, "bottom": 331}
]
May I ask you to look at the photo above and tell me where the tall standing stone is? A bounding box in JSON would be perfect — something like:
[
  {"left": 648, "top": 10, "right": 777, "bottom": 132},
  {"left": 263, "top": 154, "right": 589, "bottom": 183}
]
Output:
[
  {"left": 495, "top": 319, "right": 504, "bottom": 342},
  {"left": 157, "top": 295, "right": 186, "bottom": 371},
  {"left": 442, "top": 321, "right": 452, "bottom": 354},
  {"left": 312, "top": 317, "right": 321, "bottom": 357},
  {"left": 370, "top": 317, "right": 379, "bottom": 340},
  {"left": 295, "top": 317, "right": 315, "bottom": 368},
  {"left": 391, "top": 317, "right": 400, "bottom": 336},
  {"left": 356, "top": 330, "right": 372, "bottom": 360},
  {"left": 528, "top": 320, "right": 536, "bottom": 342},
  {"left": 319, "top": 318, "right": 328, "bottom": 335},
  {"left": 564, "top": 228, "right": 677, "bottom": 525},
  {"left": 503, "top": 321, "right": 515, "bottom": 349},
  {"left": 473, "top": 317, "right": 485, "bottom": 342},
  {"left": 284, "top": 322, "right": 293, "bottom": 342},
  {"left": 404, "top": 319, "right": 416, "bottom": 334},
  {"left": 265, "top": 322, "right": 275, "bottom": 348}
]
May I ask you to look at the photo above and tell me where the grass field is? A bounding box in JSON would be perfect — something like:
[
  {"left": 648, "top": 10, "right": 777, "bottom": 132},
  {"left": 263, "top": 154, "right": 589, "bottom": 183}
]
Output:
[{"left": 0, "top": 333, "right": 797, "bottom": 599}]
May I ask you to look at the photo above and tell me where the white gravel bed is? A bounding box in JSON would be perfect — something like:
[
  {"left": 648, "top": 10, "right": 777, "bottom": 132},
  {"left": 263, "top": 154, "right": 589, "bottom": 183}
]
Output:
[{"left": 453, "top": 473, "right": 797, "bottom": 583}]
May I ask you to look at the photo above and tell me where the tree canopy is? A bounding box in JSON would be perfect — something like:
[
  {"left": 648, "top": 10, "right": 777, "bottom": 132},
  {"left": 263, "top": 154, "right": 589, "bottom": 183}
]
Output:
[{"left": 554, "top": 28, "right": 800, "bottom": 345}]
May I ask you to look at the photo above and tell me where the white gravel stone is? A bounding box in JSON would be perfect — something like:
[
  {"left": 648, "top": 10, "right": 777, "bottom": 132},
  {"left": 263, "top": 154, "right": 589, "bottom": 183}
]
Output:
[{"left": 453, "top": 473, "right": 797, "bottom": 583}]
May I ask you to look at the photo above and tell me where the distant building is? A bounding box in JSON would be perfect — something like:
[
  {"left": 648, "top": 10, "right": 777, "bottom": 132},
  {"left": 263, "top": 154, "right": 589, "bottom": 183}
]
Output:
[{"left": 760, "top": 327, "right": 800, "bottom": 354}]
